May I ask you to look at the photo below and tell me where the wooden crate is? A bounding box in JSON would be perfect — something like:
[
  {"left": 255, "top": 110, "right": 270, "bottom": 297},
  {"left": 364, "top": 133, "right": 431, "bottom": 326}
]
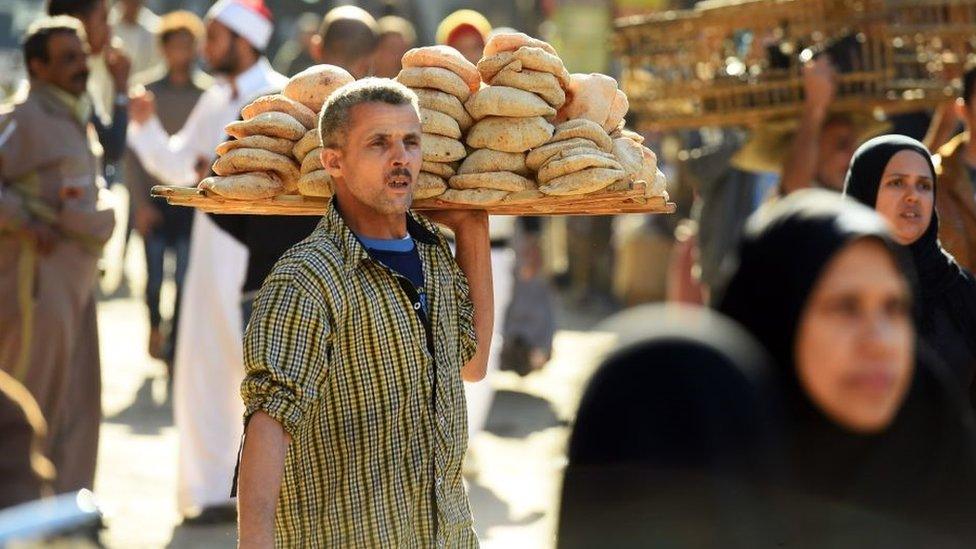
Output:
[{"left": 615, "top": 0, "right": 973, "bottom": 130}]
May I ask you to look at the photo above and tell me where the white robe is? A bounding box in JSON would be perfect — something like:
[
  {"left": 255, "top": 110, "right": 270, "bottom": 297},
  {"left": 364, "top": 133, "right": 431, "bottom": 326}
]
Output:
[{"left": 127, "top": 58, "right": 286, "bottom": 513}]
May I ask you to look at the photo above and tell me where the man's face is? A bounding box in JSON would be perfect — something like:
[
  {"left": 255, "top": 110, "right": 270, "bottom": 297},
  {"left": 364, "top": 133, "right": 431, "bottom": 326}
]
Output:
[
  {"left": 162, "top": 30, "right": 197, "bottom": 74},
  {"left": 203, "top": 20, "right": 237, "bottom": 75},
  {"left": 372, "top": 33, "right": 409, "bottom": 78},
  {"left": 323, "top": 102, "right": 422, "bottom": 216},
  {"left": 80, "top": 0, "right": 110, "bottom": 55},
  {"left": 32, "top": 31, "right": 90, "bottom": 96},
  {"left": 816, "top": 119, "right": 858, "bottom": 191}
]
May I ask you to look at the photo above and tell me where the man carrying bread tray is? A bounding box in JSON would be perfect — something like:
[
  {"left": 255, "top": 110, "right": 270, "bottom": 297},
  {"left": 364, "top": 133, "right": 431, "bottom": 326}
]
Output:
[{"left": 236, "top": 78, "right": 493, "bottom": 548}]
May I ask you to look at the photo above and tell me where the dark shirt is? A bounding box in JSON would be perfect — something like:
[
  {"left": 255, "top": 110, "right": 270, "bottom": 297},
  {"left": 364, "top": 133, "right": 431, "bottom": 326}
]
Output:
[
  {"left": 209, "top": 214, "right": 322, "bottom": 293},
  {"left": 359, "top": 233, "right": 428, "bottom": 313}
]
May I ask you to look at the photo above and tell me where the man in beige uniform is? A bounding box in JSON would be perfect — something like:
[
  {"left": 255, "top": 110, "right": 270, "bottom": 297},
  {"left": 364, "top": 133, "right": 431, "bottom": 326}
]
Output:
[{"left": 0, "top": 17, "right": 115, "bottom": 492}]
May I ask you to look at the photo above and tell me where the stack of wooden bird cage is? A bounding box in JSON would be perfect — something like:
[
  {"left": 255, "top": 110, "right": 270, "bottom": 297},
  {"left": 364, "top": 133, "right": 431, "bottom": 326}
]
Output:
[{"left": 615, "top": 0, "right": 976, "bottom": 131}]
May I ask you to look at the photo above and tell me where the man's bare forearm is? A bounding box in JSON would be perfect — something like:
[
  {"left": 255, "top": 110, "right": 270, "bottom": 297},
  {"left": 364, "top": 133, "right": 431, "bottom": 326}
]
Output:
[
  {"left": 238, "top": 411, "right": 290, "bottom": 549},
  {"left": 452, "top": 214, "right": 493, "bottom": 382},
  {"left": 780, "top": 104, "right": 827, "bottom": 194}
]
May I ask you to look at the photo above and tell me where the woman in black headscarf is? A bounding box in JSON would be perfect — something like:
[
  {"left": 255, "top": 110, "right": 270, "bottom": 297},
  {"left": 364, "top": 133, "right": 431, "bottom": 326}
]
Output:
[
  {"left": 843, "top": 134, "right": 976, "bottom": 395},
  {"left": 715, "top": 190, "right": 976, "bottom": 542},
  {"left": 558, "top": 304, "right": 785, "bottom": 548}
]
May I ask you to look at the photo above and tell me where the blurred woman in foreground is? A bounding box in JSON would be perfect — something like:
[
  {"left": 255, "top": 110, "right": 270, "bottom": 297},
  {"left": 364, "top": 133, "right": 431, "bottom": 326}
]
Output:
[{"left": 716, "top": 190, "right": 976, "bottom": 543}]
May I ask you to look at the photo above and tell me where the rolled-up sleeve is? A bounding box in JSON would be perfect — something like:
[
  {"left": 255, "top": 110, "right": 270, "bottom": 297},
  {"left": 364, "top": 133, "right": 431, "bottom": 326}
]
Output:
[
  {"left": 241, "top": 273, "right": 331, "bottom": 438},
  {"left": 453, "top": 267, "right": 478, "bottom": 366}
]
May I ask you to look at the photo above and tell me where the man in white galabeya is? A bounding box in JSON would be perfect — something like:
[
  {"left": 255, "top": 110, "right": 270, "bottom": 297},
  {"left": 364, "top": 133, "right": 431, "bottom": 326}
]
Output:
[{"left": 126, "top": 0, "right": 286, "bottom": 525}]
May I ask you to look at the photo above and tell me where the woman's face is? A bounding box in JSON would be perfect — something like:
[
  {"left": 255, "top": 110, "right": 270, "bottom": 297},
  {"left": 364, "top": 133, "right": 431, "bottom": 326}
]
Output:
[
  {"left": 794, "top": 239, "right": 914, "bottom": 433},
  {"left": 874, "top": 149, "right": 935, "bottom": 245}
]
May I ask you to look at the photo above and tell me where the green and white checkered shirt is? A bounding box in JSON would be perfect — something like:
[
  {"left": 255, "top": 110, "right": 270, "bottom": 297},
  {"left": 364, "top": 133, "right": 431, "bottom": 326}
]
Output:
[{"left": 241, "top": 201, "right": 479, "bottom": 548}]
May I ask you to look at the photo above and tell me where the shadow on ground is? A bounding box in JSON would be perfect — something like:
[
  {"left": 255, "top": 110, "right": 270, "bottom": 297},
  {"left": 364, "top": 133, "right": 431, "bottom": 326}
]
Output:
[
  {"left": 104, "top": 377, "right": 173, "bottom": 435},
  {"left": 484, "top": 390, "right": 565, "bottom": 439}
]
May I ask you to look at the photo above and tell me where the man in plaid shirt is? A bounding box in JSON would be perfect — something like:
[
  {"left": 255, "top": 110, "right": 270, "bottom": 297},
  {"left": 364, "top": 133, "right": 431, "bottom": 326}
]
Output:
[{"left": 236, "top": 78, "right": 493, "bottom": 547}]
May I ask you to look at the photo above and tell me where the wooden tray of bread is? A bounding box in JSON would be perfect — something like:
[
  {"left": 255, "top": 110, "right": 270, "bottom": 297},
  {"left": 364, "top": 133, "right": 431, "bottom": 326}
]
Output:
[
  {"left": 152, "top": 34, "right": 675, "bottom": 217},
  {"left": 151, "top": 184, "right": 675, "bottom": 216}
]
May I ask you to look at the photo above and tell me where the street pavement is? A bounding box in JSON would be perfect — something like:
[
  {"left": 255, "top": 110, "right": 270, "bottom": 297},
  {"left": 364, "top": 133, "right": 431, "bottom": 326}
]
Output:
[{"left": 92, "top": 224, "right": 617, "bottom": 548}]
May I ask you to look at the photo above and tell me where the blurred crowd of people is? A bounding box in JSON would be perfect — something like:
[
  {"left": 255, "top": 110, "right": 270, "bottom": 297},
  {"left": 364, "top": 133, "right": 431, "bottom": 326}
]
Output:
[{"left": 0, "top": 0, "right": 974, "bottom": 546}]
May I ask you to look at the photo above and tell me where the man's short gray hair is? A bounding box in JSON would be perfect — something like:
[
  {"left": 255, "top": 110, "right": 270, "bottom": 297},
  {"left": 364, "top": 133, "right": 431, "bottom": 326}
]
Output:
[{"left": 318, "top": 78, "right": 420, "bottom": 149}]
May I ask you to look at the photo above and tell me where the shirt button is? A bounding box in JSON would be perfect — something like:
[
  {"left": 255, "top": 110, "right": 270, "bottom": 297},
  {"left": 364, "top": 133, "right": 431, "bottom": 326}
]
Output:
[
  {"left": 436, "top": 477, "right": 442, "bottom": 487},
  {"left": 438, "top": 416, "right": 446, "bottom": 426},
  {"left": 413, "top": 302, "right": 421, "bottom": 310}
]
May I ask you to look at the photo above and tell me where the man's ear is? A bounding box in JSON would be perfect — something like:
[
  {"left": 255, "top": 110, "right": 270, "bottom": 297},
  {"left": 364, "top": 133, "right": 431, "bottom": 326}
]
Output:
[
  {"left": 321, "top": 147, "right": 343, "bottom": 179},
  {"left": 310, "top": 34, "right": 324, "bottom": 63},
  {"left": 27, "top": 58, "right": 46, "bottom": 80}
]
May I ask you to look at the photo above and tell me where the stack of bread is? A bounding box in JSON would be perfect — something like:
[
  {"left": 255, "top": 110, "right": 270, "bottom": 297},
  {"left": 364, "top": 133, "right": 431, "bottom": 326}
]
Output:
[
  {"left": 435, "top": 33, "right": 569, "bottom": 206},
  {"left": 200, "top": 65, "right": 354, "bottom": 200},
  {"left": 396, "top": 46, "right": 479, "bottom": 201}
]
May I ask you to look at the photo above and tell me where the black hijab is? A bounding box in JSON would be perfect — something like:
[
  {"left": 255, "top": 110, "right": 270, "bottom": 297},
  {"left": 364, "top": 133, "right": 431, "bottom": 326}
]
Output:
[
  {"left": 714, "top": 190, "right": 976, "bottom": 540},
  {"left": 843, "top": 135, "right": 976, "bottom": 386},
  {"left": 558, "top": 305, "right": 785, "bottom": 548}
]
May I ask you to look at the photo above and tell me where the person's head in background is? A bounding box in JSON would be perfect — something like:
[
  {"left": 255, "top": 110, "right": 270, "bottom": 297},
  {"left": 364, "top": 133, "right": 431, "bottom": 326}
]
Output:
[
  {"left": 844, "top": 135, "right": 936, "bottom": 247},
  {"left": 117, "top": 0, "right": 144, "bottom": 24},
  {"left": 157, "top": 11, "right": 204, "bottom": 79},
  {"left": 312, "top": 5, "right": 379, "bottom": 79},
  {"left": 47, "top": 0, "right": 110, "bottom": 55},
  {"left": 717, "top": 190, "right": 914, "bottom": 434},
  {"left": 436, "top": 9, "right": 491, "bottom": 65},
  {"left": 816, "top": 113, "right": 858, "bottom": 191},
  {"left": 23, "top": 16, "right": 90, "bottom": 96},
  {"left": 294, "top": 12, "right": 320, "bottom": 56},
  {"left": 203, "top": 0, "right": 272, "bottom": 77},
  {"left": 372, "top": 15, "right": 416, "bottom": 78}
]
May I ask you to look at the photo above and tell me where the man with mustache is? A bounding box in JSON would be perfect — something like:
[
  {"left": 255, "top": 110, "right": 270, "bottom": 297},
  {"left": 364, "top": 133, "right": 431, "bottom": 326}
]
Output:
[
  {"left": 0, "top": 16, "right": 117, "bottom": 493},
  {"left": 126, "top": 0, "right": 287, "bottom": 525},
  {"left": 236, "top": 79, "right": 493, "bottom": 547}
]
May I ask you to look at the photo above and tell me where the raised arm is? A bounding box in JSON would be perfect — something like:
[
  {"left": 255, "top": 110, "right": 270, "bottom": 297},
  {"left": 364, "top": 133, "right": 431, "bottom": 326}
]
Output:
[
  {"left": 127, "top": 89, "right": 212, "bottom": 186},
  {"left": 426, "top": 210, "right": 494, "bottom": 382},
  {"left": 780, "top": 57, "right": 837, "bottom": 194}
]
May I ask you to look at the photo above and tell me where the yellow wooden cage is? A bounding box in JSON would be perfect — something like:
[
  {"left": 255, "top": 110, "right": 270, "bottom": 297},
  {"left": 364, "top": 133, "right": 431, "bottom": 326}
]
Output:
[{"left": 614, "top": 0, "right": 976, "bottom": 130}]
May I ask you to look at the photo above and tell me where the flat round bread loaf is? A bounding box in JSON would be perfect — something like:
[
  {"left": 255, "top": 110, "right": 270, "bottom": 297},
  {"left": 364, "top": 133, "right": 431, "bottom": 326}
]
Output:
[
  {"left": 649, "top": 168, "right": 668, "bottom": 197},
  {"left": 539, "top": 167, "right": 624, "bottom": 196},
  {"left": 242, "top": 94, "right": 317, "bottom": 129},
  {"left": 490, "top": 68, "right": 566, "bottom": 108},
  {"left": 466, "top": 116, "right": 554, "bottom": 153},
  {"left": 438, "top": 188, "right": 509, "bottom": 205},
  {"left": 225, "top": 112, "right": 306, "bottom": 141},
  {"left": 603, "top": 89, "right": 629, "bottom": 133},
  {"left": 557, "top": 73, "right": 618, "bottom": 126},
  {"left": 283, "top": 64, "right": 355, "bottom": 112},
  {"left": 551, "top": 119, "right": 613, "bottom": 152},
  {"left": 609, "top": 127, "right": 644, "bottom": 144},
  {"left": 511, "top": 46, "right": 570, "bottom": 88},
  {"left": 200, "top": 173, "right": 283, "bottom": 200},
  {"left": 293, "top": 129, "right": 321, "bottom": 161},
  {"left": 449, "top": 171, "right": 535, "bottom": 192},
  {"left": 464, "top": 86, "right": 556, "bottom": 120},
  {"left": 502, "top": 189, "right": 545, "bottom": 204},
  {"left": 401, "top": 46, "right": 481, "bottom": 93},
  {"left": 415, "top": 172, "right": 448, "bottom": 200},
  {"left": 459, "top": 149, "right": 528, "bottom": 176},
  {"left": 297, "top": 170, "right": 334, "bottom": 197},
  {"left": 300, "top": 147, "right": 324, "bottom": 174},
  {"left": 477, "top": 52, "right": 520, "bottom": 83},
  {"left": 216, "top": 135, "right": 294, "bottom": 157},
  {"left": 639, "top": 145, "right": 659, "bottom": 184},
  {"left": 612, "top": 137, "right": 643, "bottom": 180},
  {"left": 422, "top": 160, "right": 457, "bottom": 178},
  {"left": 537, "top": 153, "right": 622, "bottom": 185},
  {"left": 397, "top": 67, "right": 471, "bottom": 101},
  {"left": 413, "top": 88, "right": 473, "bottom": 130},
  {"left": 212, "top": 148, "right": 300, "bottom": 188},
  {"left": 526, "top": 137, "right": 601, "bottom": 171},
  {"left": 422, "top": 134, "right": 466, "bottom": 162},
  {"left": 484, "top": 32, "right": 558, "bottom": 57},
  {"left": 421, "top": 108, "right": 462, "bottom": 139}
]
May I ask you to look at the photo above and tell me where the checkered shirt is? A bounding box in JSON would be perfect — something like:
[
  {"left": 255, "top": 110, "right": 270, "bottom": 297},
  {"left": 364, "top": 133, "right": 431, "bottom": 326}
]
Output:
[{"left": 241, "top": 201, "right": 479, "bottom": 548}]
